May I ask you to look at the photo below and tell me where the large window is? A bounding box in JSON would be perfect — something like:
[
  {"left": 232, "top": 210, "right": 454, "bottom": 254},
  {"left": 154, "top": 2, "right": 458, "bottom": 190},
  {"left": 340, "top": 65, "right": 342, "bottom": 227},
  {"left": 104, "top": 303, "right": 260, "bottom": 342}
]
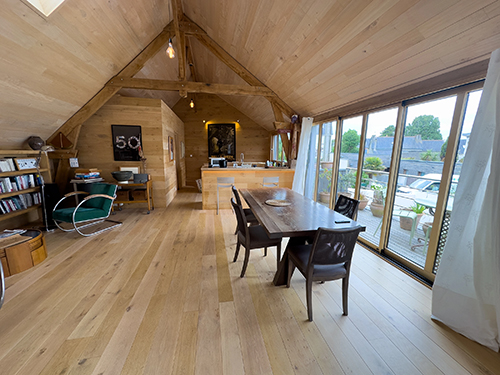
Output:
[{"left": 306, "top": 81, "right": 483, "bottom": 283}]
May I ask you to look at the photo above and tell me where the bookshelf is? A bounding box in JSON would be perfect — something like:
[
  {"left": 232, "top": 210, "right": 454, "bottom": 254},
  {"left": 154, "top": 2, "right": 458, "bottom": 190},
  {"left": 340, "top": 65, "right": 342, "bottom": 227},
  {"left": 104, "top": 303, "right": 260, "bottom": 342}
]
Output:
[{"left": 0, "top": 150, "right": 52, "bottom": 225}]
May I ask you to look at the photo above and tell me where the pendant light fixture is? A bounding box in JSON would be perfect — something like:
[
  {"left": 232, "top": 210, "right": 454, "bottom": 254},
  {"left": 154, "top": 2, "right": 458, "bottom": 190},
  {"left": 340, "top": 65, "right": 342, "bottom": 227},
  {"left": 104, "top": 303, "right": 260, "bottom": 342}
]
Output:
[
  {"left": 166, "top": 38, "right": 175, "bottom": 59},
  {"left": 189, "top": 99, "right": 195, "bottom": 108}
]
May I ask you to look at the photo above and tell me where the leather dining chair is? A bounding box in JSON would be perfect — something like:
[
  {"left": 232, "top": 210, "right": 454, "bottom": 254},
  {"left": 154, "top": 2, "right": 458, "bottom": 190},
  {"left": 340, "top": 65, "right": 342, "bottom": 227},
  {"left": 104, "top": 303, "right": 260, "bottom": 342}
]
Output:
[
  {"left": 231, "top": 198, "right": 282, "bottom": 277},
  {"left": 261, "top": 176, "right": 279, "bottom": 187},
  {"left": 232, "top": 186, "right": 259, "bottom": 234},
  {"left": 286, "top": 225, "right": 364, "bottom": 321},
  {"left": 334, "top": 195, "right": 360, "bottom": 220}
]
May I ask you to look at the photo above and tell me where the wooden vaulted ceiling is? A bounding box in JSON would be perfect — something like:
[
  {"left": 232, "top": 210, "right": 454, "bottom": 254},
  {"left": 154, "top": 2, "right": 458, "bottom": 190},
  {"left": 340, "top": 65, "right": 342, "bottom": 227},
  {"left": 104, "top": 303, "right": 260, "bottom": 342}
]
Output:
[{"left": 1, "top": 0, "right": 500, "bottom": 149}]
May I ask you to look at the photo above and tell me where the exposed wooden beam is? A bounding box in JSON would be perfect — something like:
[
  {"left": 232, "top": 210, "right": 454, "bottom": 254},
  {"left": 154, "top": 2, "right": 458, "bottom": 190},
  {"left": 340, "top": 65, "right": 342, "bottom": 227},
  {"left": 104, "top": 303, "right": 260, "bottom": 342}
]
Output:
[
  {"left": 271, "top": 101, "right": 291, "bottom": 161},
  {"left": 186, "top": 39, "right": 197, "bottom": 82},
  {"left": 171, "top": 0, "right": 186, "bottom": 81},
  {"left": 47, "top": 23, "right": 174, "bottom": 146},
  {"left": 107, "top": 78, "right": 276, "bottom": 97},
  {"left": 184, "top": 15, "right": 297, "bottom": 118}
]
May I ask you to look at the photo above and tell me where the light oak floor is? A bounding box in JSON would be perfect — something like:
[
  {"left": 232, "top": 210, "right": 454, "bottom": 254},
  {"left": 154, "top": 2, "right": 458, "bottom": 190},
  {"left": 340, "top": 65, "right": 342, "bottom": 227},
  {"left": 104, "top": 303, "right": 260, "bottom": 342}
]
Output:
[{"left": 1, "top": 190, "right": 499, "bottom": 375}]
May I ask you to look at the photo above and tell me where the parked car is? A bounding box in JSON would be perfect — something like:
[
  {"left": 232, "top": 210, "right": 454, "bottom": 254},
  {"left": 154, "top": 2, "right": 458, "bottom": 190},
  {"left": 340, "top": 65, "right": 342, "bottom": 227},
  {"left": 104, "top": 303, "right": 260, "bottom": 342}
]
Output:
[{"left": 397, "top": 174, "right": 459, "bottom": 199}]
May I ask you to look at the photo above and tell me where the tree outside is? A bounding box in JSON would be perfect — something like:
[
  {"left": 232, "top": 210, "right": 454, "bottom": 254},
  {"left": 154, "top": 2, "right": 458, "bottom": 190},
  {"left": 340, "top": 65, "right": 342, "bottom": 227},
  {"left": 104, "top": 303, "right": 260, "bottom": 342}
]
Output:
[
  {"left": 420, "top": 150, "right": 440, "bottom": 161},
  {"left": 405, "top": 115, "right": 442, "bottom": 140},
  {"left": 341, "top": 129, "right": 360, "bottom": 153},
  {"left": 380, "top": 125, "right": 395, "bottom": 137}
]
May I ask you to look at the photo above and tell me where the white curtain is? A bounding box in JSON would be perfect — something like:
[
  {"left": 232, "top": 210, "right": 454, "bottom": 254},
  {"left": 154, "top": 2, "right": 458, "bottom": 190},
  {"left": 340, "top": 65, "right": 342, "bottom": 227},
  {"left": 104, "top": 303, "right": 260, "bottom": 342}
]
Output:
[
  {"left": 292, "top": 117, "right": 313, "bottom": 194},
  {"left": 432, "top": 49, "right": 500, "bottom": 351}
]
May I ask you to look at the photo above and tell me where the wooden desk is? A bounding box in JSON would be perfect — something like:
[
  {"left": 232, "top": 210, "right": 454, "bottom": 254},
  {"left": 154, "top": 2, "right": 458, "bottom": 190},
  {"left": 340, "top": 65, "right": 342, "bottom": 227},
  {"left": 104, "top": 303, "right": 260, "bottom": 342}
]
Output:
[
  {"left": 114, "top": 180, "right": 154, "bottom": 214},
  {"left": 239, "top": 188, "right": 365, "bottom": 285}
]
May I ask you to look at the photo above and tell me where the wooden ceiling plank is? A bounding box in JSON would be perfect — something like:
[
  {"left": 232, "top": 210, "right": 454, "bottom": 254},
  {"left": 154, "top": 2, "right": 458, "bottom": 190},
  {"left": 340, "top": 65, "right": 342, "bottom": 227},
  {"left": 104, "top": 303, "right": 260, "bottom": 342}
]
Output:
[
  {"left": 108, "top": 78, "right": 275, "bottom": 97},
  {"left": 47, "top": 24, "right": 174, "bottom": 144},
  {"left": 185, "top": 15, "right": 296, "bottom": 118}
]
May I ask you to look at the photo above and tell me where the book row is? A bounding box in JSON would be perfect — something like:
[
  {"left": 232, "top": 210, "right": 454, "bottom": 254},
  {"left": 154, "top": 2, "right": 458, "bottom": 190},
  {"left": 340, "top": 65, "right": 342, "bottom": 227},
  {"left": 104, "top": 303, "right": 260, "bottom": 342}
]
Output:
[
  {"left": 0, "top": 158, "right": 17, "bottom": 172},
  {"left": 0, "top": 192, "right": 42, "bottom": 214},
  {"left": 0, "top": 174, "right": 39, "bottom": 194}
]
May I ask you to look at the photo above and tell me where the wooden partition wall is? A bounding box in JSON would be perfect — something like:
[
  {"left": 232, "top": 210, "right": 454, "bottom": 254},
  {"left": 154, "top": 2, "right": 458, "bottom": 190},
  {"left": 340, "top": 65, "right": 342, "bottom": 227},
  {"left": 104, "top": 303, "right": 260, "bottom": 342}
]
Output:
[{"left": 77, "top": 96, "right": 185, "bottom": 208}]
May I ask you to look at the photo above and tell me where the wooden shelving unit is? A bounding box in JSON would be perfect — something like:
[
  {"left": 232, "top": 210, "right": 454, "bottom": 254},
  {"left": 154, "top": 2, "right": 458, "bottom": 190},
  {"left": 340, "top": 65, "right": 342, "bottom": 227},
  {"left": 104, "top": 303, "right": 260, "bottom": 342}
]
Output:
[{"left": 0, "top": 150, "right": 52, "bottom": 227}]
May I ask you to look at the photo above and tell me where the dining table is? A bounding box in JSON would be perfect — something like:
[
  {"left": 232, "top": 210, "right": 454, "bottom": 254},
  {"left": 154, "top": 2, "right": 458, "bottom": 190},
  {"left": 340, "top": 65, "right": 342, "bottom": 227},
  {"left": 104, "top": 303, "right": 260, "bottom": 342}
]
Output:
[{"left": 239, "top": 188, "right": 366, "bottom": 286}]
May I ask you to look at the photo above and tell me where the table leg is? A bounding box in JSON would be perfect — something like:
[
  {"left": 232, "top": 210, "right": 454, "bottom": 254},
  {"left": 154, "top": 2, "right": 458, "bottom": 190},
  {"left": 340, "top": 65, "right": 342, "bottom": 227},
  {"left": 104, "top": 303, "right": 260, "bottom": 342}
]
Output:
[{"left": 273, "top": 237, "right": 307, "bottom": 286}]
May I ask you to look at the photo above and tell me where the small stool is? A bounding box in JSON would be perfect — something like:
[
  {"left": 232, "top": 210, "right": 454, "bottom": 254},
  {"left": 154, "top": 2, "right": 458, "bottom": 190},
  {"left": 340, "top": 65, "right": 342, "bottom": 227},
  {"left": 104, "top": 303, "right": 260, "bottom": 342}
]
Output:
[
  {"left": 262, "top": 176, "right": 279, "bottom": 187},
  {"left": 217, "top": 177, "right": 234, "bottom": 214}
]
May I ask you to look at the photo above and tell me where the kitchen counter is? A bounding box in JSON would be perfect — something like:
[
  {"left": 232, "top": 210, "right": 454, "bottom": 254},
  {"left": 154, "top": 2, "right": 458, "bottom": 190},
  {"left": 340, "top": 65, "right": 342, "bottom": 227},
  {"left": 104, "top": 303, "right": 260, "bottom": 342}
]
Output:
[{"left": 201, "top": 167, "right": 295, "bottom": 210}]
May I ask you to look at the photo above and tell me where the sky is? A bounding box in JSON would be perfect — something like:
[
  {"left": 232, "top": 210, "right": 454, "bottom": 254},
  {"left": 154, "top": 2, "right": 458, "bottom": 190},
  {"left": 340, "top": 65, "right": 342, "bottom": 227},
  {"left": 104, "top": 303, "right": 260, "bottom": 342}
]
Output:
[{"left": 339, "top": 89, "right": 482, "bottom": 139}]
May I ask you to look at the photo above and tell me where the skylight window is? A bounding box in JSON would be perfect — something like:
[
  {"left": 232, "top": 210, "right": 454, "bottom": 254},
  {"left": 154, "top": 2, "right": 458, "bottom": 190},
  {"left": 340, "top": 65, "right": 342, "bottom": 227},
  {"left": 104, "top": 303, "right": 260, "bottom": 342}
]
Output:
[{"left": 23, "top": 0, "right": 66, "bottom": 17}]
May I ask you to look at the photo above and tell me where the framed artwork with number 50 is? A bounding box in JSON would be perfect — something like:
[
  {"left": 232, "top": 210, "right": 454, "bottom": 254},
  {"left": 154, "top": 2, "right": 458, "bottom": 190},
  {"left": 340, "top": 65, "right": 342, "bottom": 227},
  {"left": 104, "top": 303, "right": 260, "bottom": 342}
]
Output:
[{"left": 112, "top": 125, "right": 142, "bottom": 161}]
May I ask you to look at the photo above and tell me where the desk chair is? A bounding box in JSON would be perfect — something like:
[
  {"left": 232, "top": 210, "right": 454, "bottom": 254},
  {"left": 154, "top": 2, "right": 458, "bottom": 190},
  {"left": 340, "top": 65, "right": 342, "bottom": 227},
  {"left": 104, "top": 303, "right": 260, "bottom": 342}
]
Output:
[
  {"left": 53, "top": 183, "right": 122, "bottom": 237},
  {"left": 232, "top": 186, "right": 259, "bottom": 233},
  {"left": 231, "top": 198, "right": 282, "bottom": 277},
  {"left": 374, "top": 210, "right": 418, "bottom": 245},
  {"left": 286, "top": 226, "right": 364, "bottom": 321},
  {"left": 262, "top": 176, "right": 279, "bottom": 187},
  {"left": 334, "top": 195, "right": 360, "bottom": 220},
  {"left": 217, "top": 177, "right": 234, "bottom": 214}
]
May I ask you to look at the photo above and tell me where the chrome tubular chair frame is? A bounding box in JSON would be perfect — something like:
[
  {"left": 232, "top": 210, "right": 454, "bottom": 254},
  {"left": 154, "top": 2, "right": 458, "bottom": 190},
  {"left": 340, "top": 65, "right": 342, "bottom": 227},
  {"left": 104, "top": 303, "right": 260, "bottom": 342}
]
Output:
[{"left": 53, "top": 189, "right": 122, "bottom": 237}]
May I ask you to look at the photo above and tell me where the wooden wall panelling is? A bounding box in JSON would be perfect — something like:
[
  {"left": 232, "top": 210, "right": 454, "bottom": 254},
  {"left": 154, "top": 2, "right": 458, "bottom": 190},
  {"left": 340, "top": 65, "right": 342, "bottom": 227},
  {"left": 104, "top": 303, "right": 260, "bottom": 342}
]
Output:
[
  {"left": 77, "top": 96, "right": 185, "bottom": 208},
  {"left": 173, "top": 94, "right": 271, "bottom": 187}
]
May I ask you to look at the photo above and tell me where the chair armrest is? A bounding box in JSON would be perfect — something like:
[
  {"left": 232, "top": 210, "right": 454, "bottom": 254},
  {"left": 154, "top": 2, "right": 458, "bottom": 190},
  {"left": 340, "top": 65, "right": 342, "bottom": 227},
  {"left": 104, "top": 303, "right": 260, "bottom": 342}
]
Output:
[
  {"left": 53, "top": 191, "right": 90, "bottom": 212},
  {"left": 82, "top": 193, "right": 116, "bottom": 202},
  {"left": 64, "top": 191, "right": 90, "bottom": 198}
]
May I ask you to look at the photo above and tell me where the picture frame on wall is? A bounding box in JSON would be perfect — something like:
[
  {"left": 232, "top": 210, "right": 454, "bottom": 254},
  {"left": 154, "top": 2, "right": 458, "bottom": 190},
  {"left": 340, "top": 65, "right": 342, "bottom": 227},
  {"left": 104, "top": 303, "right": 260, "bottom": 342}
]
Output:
[
  {"left": 169, "top": 136, "right": 174, "bottom": 161},
  {"left": 208, "top": 123, "right": 236, "bottom": 161},
  {"left": 111, "top": 125, "right": 143, "bottom": 161},
  {"left": 14, "top": 158, "right": 38, "bottom": 170}
]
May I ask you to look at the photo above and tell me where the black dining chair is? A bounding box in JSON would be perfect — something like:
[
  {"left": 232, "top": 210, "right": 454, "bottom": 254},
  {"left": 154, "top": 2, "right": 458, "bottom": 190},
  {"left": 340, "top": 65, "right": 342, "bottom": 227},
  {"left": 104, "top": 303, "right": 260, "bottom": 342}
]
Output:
[
  {"left": 231, "top": 198, "right": 282, "bottom": 277},
  {"left": 232, "top": 186, "right": 259, "bottom": 234},
  {"left": 334, "top": 195, "right": 360, "bottom": 220},
  {"left": 286, "top": 225, "right": 364, "bottom": 321}
]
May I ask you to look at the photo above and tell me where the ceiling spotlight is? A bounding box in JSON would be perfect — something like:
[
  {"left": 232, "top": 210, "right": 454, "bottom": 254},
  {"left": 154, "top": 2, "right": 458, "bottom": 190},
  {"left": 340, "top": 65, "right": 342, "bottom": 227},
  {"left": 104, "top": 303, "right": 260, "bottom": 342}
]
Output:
[
  {"left": 203, "top": 120, "right": 206, "bottom": 123},
  {"left": 189, "top": 99, "right": 195, "bottom": 108},
  {"left": 236, "top": 119, "right": 240, "bottom": 123},
  {"left": 166, "top": 38, "right": 175, "bottom": 59}
]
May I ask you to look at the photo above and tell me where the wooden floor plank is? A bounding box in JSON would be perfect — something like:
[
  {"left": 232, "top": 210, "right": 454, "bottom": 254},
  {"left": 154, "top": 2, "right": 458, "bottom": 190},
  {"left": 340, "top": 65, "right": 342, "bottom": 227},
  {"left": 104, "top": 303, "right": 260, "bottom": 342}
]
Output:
[{"left": 0, "top": 190, "right": 498, "bottom": 375}]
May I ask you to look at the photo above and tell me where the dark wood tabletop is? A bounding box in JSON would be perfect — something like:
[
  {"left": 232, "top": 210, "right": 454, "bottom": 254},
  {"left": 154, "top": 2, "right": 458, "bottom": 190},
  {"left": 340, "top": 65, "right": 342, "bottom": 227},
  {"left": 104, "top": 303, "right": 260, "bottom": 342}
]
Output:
[{"left": 239, "top": 188, "right": 365, "bottom": 239}]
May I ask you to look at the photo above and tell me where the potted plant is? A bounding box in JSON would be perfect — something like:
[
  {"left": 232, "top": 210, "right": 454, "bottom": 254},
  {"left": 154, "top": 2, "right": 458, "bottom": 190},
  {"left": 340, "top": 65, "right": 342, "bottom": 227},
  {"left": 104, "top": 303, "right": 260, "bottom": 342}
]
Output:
[
  {"left": 370, "top": 184, "right": 385, "bottom": 217},
  {"left": 358, "top": 193, "right": 369, "bottom": 210},
  {"left": 400, "top": 203, "right": 426, "bottom": 230},
  {"left": 318, "top": 168, "right": 332, "bottom": 203}
]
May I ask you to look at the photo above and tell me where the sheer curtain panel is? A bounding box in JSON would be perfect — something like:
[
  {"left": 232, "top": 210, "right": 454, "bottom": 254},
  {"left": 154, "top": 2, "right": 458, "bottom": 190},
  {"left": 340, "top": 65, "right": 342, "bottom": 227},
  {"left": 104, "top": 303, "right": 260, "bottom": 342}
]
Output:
[
  {"left": 292, "top": 117, "right": 313, "bottom": 195},
  {"left": 432, "top": 49, "right": 500, "bottom": 351}
]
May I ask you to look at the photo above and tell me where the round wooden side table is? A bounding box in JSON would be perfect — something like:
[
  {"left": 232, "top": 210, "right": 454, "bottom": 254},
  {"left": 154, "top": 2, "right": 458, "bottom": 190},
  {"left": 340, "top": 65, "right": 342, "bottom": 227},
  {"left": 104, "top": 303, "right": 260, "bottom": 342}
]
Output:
[{"left": 0, "top": 230, "right": 47, "bottom": 277}]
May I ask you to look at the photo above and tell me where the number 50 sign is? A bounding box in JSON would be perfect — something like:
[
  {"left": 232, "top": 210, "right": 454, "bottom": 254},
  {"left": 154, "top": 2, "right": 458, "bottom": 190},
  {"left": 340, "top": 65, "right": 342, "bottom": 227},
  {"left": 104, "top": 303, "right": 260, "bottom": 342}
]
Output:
[{"left": 111, "top": 125, "right": 143, "bottom": 161}]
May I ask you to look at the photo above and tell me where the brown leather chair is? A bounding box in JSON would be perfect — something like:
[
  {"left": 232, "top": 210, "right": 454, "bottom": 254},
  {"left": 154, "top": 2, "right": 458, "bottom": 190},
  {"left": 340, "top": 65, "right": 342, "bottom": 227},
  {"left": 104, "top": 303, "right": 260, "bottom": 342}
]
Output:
[
  {"left": 231, "top": 198, "right": 282, "bottom": 277},
  {"left": 286, "top": 225, "right": 364, "bottom": 321}
]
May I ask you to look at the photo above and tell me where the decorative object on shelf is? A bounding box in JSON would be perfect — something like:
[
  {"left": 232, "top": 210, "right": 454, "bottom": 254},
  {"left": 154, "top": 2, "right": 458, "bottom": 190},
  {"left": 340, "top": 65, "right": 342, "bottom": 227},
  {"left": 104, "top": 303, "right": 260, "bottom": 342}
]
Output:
[
  {"left": 15, "top": 158, "right": 38, "bottom": 170},
  {"left": 168, "top": 136, "right": 174, "bottom": 161},
  {"left": 27, "top": 136, "right": 44, "bottom": 150},
  {"left": 111, "top": 171, "right": 133, "bottom": 183},
  {"left": 208, "top": 123, "right": 236, "bottom": 161},
  {"left": 111, "top": 125, "right": 143, "bottom": 161}
]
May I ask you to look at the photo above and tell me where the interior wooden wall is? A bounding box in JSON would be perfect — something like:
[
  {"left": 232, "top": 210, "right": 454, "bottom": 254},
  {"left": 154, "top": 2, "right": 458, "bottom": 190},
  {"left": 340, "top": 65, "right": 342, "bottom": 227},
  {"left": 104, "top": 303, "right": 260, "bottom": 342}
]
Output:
[
  {"left": 173, "top": 94, "right": 270, "bottom": 186},
  {"left": 77, "top": 96, "right": 185, "bottom": 208}
]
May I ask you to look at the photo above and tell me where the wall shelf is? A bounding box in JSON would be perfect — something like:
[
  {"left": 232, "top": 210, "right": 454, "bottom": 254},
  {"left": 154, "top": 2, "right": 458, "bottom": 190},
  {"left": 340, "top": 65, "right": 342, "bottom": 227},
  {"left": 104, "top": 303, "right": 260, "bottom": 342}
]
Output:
[
  {"left": 0, "top": 187, "right": 40, "bottom": 200},
  {"left": 0, "top": 205, "right": 41, "bottom": 222},
  {"left": 0, "top": 168, "right": 48, "bottom": 178}
]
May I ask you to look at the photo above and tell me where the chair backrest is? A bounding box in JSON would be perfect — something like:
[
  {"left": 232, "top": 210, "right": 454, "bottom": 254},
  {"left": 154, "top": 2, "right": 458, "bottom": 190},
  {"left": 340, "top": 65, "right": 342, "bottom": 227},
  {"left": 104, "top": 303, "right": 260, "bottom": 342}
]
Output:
[
  {"left": 262, "top": 176, "right": 279, "bottom": 187},
  {"left": 232, "top": 186, "right": 243, "bottom": 207},
  {"left": 231, "top": 198, "right": 248, "bottom": 237},
  {"left": 217, "top": 177, "right": 235, "bottom": 187},
  {"left": 308, "top": 226, "right": 364, "bottom": 268},
  {"left": 334, "top": 195, "right": 360, "bottom": 220},
  {"left": 86, "top": 183, "right": 117, "bottom": 212}
]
